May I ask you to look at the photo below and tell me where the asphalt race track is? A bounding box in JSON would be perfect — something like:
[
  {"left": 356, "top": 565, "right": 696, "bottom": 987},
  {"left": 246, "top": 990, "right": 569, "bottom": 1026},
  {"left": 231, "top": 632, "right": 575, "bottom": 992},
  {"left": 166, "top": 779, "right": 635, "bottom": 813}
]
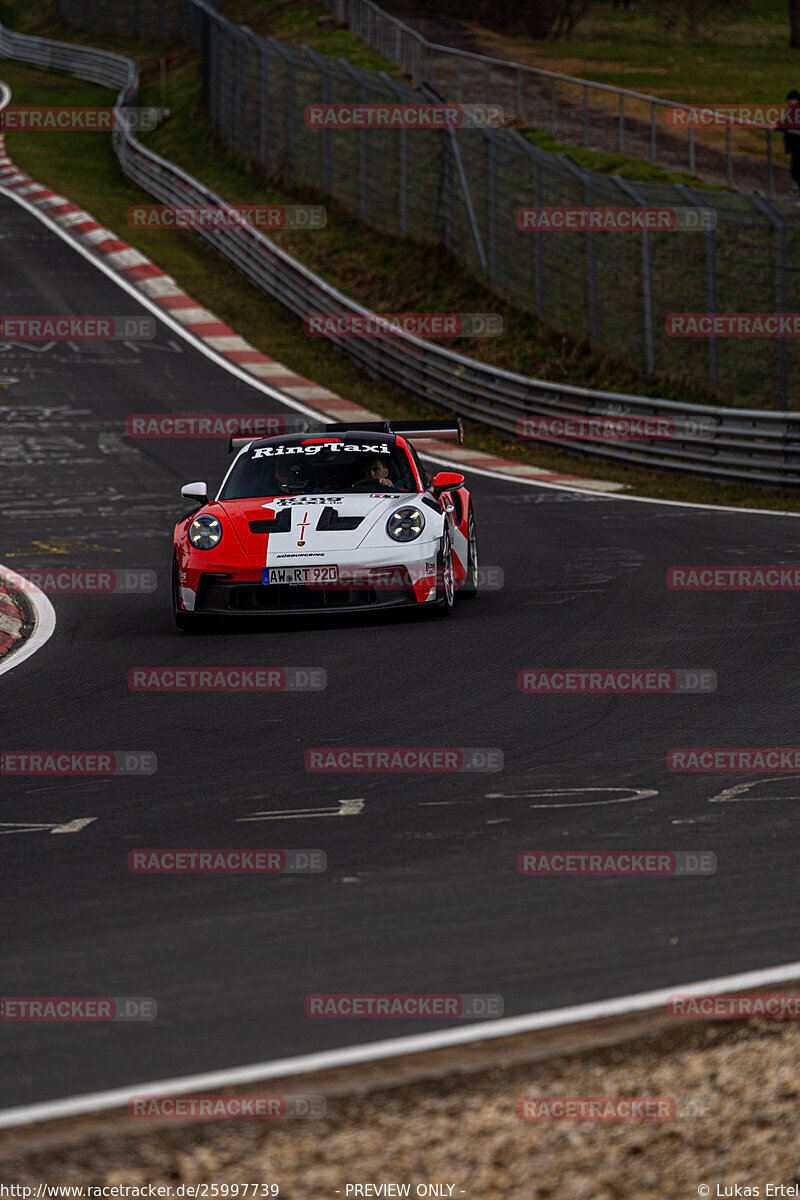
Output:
[{"left": 2, "top": 189, "right": 800, "bottom": 1109}]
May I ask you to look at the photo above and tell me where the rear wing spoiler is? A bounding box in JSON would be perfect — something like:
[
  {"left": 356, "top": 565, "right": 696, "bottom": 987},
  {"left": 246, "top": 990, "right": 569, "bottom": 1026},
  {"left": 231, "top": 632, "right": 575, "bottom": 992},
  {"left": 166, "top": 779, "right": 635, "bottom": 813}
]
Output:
[
  {"left": 322, "top": 419, "right": 464, "bottom": 444},
  {"left": 228, "top": 417, "right": 463, "bottom": 453}
]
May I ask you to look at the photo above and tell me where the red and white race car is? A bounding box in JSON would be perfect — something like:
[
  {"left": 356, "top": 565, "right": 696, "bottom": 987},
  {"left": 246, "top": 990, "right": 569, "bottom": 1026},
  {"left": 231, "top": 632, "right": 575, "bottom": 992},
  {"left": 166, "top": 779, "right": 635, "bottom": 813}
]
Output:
[{"left": 172, "top": 420, "right": 478, "bottom": 628}]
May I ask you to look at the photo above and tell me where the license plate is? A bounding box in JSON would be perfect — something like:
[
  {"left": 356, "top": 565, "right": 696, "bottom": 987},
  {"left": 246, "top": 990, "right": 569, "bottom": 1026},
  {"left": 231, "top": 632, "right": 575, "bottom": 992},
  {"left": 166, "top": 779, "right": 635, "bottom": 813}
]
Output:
[{"left": 263, "top": 565, "right": 339, "bottom": 586}]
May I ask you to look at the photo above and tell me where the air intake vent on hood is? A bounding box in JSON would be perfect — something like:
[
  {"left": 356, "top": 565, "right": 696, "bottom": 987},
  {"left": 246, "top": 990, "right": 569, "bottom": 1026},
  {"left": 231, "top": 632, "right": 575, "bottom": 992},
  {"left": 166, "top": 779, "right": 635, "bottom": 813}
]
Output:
[
  {"left": 249, "top": 510, "right": 291, "bottom": 534},
  {"left": 316, "top": 506, "right": 364, "bottom": 531}
]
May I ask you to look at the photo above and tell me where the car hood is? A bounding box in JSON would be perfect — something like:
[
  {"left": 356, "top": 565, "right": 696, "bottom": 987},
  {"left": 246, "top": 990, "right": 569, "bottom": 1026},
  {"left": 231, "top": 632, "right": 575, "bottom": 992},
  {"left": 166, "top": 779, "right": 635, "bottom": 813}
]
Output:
[{"left": 217, "top": 493, "right": 424, "bottom": 558}]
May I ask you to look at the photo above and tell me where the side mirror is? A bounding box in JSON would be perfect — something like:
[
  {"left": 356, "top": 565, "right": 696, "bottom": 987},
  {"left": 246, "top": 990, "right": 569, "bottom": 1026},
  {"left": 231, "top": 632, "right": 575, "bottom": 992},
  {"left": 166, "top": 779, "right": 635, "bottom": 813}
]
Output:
[
  {"left": 431, "top": 471, "right": 465, "bottom": 498},
  {"left": 181, "top": 481, "right": 208, "bottom": 506}
]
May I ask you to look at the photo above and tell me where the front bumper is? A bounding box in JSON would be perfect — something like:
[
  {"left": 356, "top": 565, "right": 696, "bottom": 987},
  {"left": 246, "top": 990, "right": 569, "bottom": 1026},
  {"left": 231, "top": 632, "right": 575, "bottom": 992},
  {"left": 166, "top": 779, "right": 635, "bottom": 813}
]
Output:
[
  {"left": 194, "top": 575, "right": 421, "bottom": 615},
  {"left": 177, "top": 540, "right": 442, "bottom": 616}
]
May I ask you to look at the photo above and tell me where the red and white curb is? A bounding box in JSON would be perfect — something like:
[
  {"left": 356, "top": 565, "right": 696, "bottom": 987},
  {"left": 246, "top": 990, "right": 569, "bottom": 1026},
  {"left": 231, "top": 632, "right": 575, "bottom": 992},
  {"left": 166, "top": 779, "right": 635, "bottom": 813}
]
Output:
[
  {"left": 0, "top": 566, "right": 55, "bottom": 676},
  {"left": 0, "top": 108, "right": 623, "bottom": 493},
  {"left": 0, "top": 579, "right": 24, "bottom": 657}
]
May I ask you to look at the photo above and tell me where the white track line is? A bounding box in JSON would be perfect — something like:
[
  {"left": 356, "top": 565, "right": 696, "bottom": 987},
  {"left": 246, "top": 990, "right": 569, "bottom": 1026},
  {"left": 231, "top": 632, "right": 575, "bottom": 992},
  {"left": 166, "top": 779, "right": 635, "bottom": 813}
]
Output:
[
  {"left": 1, "top": 133, "right": 799, "bottom": 518},
  {"left": 0, "top": 184, "right": 327, "bottom": 424},
  {"left": 0, "top": 85, "right": 59, "bottom": 678},
  {"left": 1, "top": 958, "right": 799, "bottom": 1128},
  {"left": 1, "top": 78, "right": 799, "bottom": 1129},
  {"left": 0, "top": 565, "right": 56, "bottom": 678}
]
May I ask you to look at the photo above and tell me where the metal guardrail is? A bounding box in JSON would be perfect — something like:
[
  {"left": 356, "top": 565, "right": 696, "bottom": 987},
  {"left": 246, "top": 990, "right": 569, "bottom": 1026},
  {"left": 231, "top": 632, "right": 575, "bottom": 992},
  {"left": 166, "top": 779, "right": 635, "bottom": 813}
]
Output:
[
  {"left": 321, "top": 0, "right": 781, "bottom": 197},
  {"left": 51, "top": 0, "right": 800, "bottom": 411},
  {"left": 2, "top": 22, "right": 800, "bottom": 487}
]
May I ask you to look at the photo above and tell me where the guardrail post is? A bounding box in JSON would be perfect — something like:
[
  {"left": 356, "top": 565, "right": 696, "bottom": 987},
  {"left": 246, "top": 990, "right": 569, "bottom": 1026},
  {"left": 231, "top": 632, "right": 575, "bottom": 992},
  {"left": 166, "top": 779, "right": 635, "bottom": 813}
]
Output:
[
  {"left": 534, "top": 160, "right": 545, "bottom": 318},
  {"left": 618, "top": 92, "right": 624, "bottom": 155},
  {"left": 689, "top": 123, "right": 695, "bottom": 176},
  {"left": 288, "top": 55, "right": 297, "bottom": 185},
  {"left": 267, "top": 37, "right": 297, "bottom": 184},
  {"left": 614, "top": 175, "right": 655, "bottom": 373},
  {"left": 234, "top": 27, "right": 245, "bottom": 153},
  {"left": 456, "top": 54, "right": 462, "bottom": 104},
  {"left": 585, "top": 177, "right": 598, "bottom": 341},
  {"left": 306, "top": 45, "right": 336, "bottom": 193},
  {"left": 750, "top": 193, "right": 788, "bottom": 409},
  {"left": 488, "top": 138, "right": 498, "bottom": 285},
  {"left": 447, "top": 128, "right": 487, "bottom": 270},
  {"left": 199, "top": 3, "right": 212, "bottom": 117},
  {"left": 516, "top": 69, "right": 522, "bottom": 119},
  {"left": 550, "top": 79, "right": 556, "bottom": 137},
  {"left": 650, "top": 101, "right": 656, "bottom": 163},
  {"left": 432, "top": 127, "right": 449, "bottom": 241},
  {"left": 258, "top": 39, "right": 270, "bottom": 166},
  {"left": 554, "top": 151, "right": 600, "bottom": 343},
  {"left": 767, "top": 130, "right": 774, "bottom": 200},
  {"left": 485, "top": 61, "right": 491, "bottom": 105},
  {"left": 339, "top": 58, "right": 368, "bottom": 217},
  {"left": 582, "top": 85, "right": 588, "bottom": 146},
  {"left": 380, "top": 71, "right": 408, "bottom": 235},
  {"left": 724, "top": 123, "right": 733, "bottom": 187},
  {"left": 676, "top": 183, "right": 719, "bottom": 389}
]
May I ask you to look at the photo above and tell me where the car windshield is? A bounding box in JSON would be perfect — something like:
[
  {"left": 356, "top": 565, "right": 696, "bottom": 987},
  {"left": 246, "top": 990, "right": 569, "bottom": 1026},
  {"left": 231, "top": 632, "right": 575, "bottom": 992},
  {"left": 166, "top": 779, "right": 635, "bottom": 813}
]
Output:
[{"left": 220, "top": 439, "right": 417, "bottom": 499}]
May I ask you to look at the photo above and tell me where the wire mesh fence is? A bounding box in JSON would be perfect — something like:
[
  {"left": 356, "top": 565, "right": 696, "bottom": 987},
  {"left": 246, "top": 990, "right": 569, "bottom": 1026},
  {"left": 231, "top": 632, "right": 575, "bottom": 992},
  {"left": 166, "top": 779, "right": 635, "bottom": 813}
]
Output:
[
  {"left": 321, "top": 0, "right": 784, "bottom": 199},
  {"left": 44, "top": 0, "right": 800, "bottom": 407}
]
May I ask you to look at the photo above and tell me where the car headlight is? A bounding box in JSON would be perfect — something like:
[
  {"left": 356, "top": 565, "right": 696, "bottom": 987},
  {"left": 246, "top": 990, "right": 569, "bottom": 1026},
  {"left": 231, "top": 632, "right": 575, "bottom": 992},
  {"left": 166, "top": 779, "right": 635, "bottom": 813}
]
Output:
[
  {"left": 188, "top": 513, "right": 223, "bottom": 549},
  {"left": 387, "top": 506, "right": 425, "bottom": 542}
]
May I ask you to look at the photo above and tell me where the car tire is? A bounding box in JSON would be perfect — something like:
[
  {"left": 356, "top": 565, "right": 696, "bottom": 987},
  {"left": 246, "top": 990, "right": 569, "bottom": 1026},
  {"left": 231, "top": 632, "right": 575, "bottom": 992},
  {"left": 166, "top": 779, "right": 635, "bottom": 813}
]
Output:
[
  {"left": 460, "top": 507, "right": 479, "bottom": 599},
  {"left": 432, "top": 529, "right": 455, "bottom": 617}
]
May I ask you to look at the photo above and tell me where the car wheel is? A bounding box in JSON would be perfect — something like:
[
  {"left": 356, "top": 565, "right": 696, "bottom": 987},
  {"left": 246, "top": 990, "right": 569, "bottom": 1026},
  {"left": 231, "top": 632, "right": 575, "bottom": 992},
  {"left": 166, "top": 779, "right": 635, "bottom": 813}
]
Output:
[
  {"left": 460, "top": 507, "right": 479, "bottom": 599},
  {"left": 432, "top": 530, "right": 455, "bottom": 617}
]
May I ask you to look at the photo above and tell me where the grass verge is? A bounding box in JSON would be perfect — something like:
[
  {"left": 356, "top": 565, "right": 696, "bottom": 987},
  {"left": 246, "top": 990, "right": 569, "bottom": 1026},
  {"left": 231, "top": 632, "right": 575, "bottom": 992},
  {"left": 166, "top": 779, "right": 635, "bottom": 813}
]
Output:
[{"left": 0, "top": 39, "right": 798, "bottom": 510}]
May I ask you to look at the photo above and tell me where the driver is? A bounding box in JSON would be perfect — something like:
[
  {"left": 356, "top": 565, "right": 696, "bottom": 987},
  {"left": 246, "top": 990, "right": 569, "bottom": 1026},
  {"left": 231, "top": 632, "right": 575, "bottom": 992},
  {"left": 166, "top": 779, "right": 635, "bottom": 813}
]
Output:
[
  {"left": 358, "top": 455, "right": 407, "bottom": 490},
  {"left": 274, "top": 459, "right": 310, "bottom": 493}
]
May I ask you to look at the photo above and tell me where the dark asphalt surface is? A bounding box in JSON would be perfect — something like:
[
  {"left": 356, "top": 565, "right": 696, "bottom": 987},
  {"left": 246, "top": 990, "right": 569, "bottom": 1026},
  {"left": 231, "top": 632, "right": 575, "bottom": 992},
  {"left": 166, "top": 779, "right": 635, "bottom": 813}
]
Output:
[{"left": 2, "top": 189, "right": 800, "bottom": 1110}]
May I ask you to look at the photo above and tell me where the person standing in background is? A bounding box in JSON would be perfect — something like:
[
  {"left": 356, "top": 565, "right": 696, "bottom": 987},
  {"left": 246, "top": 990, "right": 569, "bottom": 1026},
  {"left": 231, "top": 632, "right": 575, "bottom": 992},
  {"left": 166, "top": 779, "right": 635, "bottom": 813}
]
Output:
[{"left": 773, "top": 90, "right": 800, "bottom": 193}]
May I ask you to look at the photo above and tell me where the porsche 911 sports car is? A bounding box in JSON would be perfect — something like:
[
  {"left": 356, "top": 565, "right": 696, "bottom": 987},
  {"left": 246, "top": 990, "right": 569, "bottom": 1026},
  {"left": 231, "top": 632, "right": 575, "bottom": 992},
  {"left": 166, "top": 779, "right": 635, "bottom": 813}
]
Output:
[{"left": 172, "top": 420, "right": 478, "bottom": 628}]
